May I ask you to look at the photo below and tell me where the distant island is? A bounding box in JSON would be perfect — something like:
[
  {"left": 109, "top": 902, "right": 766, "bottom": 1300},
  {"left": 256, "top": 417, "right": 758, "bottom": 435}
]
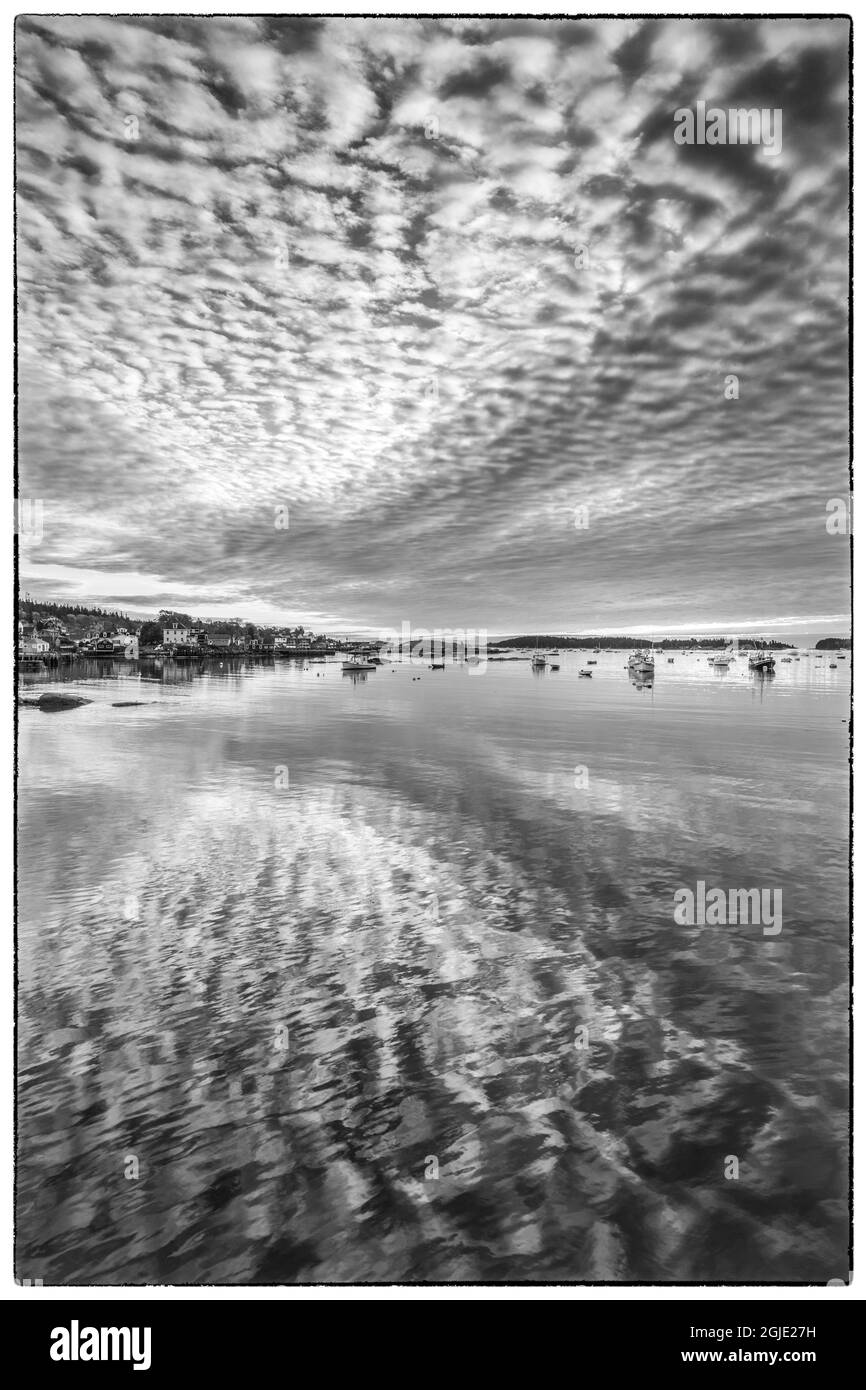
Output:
[
  {"left": 494, "top": 635, "right": 795, "bottom": 651},
  {"left": 815, "top": 637, "right": 852, "bottom": 650}
]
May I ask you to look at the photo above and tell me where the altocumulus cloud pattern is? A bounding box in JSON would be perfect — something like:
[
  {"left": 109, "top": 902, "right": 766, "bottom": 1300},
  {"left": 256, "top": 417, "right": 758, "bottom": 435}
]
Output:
[{"left": 16, "top": 15, "right": 849, "bottom": 635}]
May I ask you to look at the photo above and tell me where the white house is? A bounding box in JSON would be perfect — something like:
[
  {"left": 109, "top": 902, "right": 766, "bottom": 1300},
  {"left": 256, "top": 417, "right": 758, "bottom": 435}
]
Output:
[
  {"left": 113, "top": 633, "right": 139, "bottom": 659},
  {"left": 20, "top": 636, "right": 49, "bottom": 657},
  {"left": 163, "top": 625, "right": 192, "bottom": 647}
]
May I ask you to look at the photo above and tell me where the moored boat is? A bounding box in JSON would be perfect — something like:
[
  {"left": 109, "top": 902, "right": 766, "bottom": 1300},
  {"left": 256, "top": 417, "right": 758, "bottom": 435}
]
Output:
[
  {"left": 748, "top": 649, "right": 776, "bottom": 673},
  {"left": 628, "top": 649, "right": 654, "bottom": 675}
]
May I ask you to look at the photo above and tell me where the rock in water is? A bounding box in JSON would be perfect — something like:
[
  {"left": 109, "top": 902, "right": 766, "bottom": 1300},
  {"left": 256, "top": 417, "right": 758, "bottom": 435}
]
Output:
[{"left": 35, "top": 692, "right": 92, "bottom": 712}]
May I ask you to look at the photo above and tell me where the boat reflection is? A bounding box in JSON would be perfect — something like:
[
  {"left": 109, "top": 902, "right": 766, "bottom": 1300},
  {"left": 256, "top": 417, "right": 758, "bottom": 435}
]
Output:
[{"left": 629, "top": 670, "right": 654, "bottom": 693}]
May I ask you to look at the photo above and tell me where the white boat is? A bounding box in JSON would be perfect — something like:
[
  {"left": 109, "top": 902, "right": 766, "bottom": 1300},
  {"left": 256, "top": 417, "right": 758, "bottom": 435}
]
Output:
[
  {"left": 713, "top": 645, "right": 737, "bottom": 668},
  {"left": 628, "top": 650, "right": 654, "bottom": 675},
  {"left": 578, "top": 668, "right": 592, "bottom": 678},
  {"left": 342, "top": 657, "right": 377, "bottom": 672}
]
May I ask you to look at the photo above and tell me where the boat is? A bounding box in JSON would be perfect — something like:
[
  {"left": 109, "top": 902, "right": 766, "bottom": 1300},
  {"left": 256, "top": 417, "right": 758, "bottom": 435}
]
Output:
[
  {"left": 342, "top": 657, "right": 377, "bottom": 672},
  {"left": 587, "top": 659, "right": 597, "bottom": 665},
  {"left": 781, "top": 657, "right": 792, "bottom": 664},
  {"left": 748, "top": 650, "right": 776, "bottom": 673},
  {"left": 830, "top": 662, "right": 838, "bottom": 668},
  {"left": 578, "top": 668, "right": 592, "bottom": 678},
  {"left": 430, "top": 662, "right": 445, "bottom": 670},
  {"left": 549, "top": 663, "right": 560, "bottom": 671},
  {"left": 838, "top": 653, "right": 847, "bottom": 659},
  {"left": 628, "top": 649, "right": 655, "bottom": 675},
  {"left": 667, "top": 657, "right": 674, "bottom": 663}
]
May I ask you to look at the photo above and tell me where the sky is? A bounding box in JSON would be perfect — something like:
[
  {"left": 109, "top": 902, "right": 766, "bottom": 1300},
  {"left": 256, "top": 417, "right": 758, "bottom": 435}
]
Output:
[{"left": 16, "top": 15, "right": 851, "bottom": 639}]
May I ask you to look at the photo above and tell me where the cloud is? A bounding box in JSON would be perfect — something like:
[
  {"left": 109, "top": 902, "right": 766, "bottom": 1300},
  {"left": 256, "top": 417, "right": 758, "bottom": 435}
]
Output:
[{"left": 16, "top": 16, "right": 850, "bottom": 634}]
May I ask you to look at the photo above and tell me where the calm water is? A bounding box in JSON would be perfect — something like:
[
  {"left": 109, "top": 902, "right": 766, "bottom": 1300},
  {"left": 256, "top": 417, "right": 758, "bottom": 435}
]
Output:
[{"left": 16, "top": 650, "right": 850, "bottom": 1283}]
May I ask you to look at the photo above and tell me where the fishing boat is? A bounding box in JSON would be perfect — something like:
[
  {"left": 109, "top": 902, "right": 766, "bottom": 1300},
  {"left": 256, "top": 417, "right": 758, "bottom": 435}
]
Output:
[
  {"left": 530, "top": 640, "right": 546, "bottom": 670},
  {"left": 628, "top": 649, "right": 655, "bottom": 675},
  {"left": 748, "top": 650, "right": 776, "bottom": 673},
  {"left": 549, "top": 662, "right": 560, "bottom": 671},
  {"left": 342, "top": 657, "right": 377, "bottom": 672},
  {"left": 430, "top": 662, "right": 445, "bottom": 670},
  {"left": 587, "top": 659, "right": 597, "bottom": 665},
  {"left": 578, "top": 668, "right": 592, "bottom": 678}
]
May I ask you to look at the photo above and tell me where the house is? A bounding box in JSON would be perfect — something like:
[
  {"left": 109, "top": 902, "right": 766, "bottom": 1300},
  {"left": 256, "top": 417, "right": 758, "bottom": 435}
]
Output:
[
  {"left": 112, "top": 632, "right": 139, "bottom": 658},
  {"left": 208, "top": 628, "right": 245, "bottom": 650},
  {"left": 163, "top": 625, "right": 192, "bottom": 647},
  {"left": 20, "top": 635, "right": 50, "bottom": 658}
]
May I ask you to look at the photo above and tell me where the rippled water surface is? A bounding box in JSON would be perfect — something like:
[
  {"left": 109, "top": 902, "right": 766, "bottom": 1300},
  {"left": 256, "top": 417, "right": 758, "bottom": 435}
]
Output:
[{"left": 17, "top": 651, "right": 850, "bottom": 1282}]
